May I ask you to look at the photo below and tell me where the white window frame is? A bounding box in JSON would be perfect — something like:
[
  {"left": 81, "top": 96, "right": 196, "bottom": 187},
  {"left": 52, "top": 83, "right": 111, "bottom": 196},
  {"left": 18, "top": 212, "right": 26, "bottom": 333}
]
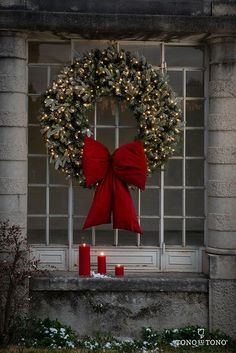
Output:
[{"left": 27, "top": 39, "right": 208, "bottom": 272}]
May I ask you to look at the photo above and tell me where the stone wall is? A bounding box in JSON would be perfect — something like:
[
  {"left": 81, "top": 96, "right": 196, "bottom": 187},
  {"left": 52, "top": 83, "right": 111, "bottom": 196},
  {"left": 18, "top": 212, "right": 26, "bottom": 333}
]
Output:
[{"left": 30, "top": 273, "right": 209, "bottom": 338}]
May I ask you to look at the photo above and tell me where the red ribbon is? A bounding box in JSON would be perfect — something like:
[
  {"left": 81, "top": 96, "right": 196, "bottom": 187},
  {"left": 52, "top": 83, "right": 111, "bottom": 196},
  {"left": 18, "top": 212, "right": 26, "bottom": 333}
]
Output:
[{"left": 82, "top": 136, "right": 147, "bottom": 234}]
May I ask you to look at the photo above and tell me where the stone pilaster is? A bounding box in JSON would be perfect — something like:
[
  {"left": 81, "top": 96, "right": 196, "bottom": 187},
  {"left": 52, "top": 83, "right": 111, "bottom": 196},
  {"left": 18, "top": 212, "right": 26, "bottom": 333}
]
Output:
[
  {"left": 0, "top": 32, "right": 27, "bottom": 235},
  {"left": 207, "top": 36, "right": 236, "bottom": 338}
]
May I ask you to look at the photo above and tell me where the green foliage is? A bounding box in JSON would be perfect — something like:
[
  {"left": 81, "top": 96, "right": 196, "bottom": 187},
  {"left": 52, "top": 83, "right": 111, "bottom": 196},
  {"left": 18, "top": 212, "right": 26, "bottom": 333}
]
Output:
[
  {"left": 13, "top": 318, "right": 235, "bottom": 352},
  {"left": 40, "top": 45, "right": 181, "bottom": 184},
  {"left": 18, "top": 318, "right": 78, "bottom": 349}
]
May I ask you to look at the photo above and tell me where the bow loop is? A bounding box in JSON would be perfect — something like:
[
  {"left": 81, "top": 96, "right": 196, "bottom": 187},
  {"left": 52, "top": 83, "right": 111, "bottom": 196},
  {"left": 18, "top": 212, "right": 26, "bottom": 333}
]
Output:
[{"left": 82, "top": 136, "right": 147, "bottom": 234}]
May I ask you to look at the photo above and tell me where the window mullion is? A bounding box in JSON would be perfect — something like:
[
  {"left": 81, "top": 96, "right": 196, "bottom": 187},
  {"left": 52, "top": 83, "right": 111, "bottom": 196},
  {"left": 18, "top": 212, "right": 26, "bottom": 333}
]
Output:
[{"left": 182, "top": 69, "right": 187, "bottom": 247}]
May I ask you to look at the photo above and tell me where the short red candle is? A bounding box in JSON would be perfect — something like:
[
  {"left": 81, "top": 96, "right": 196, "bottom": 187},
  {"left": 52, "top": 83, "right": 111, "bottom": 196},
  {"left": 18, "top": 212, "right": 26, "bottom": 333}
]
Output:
[
  {"left": 97, "top": 252, "right": 106, "bottom": 274},
  {"left": 115, "top": 264, "right": 124, "bottom": 276},
  {"left": 79, "top": 243, "right": 91, "bottom": 276}
]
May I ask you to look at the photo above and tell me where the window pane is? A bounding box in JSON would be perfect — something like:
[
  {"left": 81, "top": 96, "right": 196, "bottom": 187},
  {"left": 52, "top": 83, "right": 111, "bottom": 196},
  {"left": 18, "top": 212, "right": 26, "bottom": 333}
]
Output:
[
  {"left": 96, "top": 224, "right": 114, "bottom": 246},
  {"left": 73, "top": 40, "right": 109, "bottom": 58},
  {"left": 50, "top": 187, "right": 68, "bottom": 214},
  {"left": 28, "top": 126, "right": 47, "bottom": 154},
  {"left": 118, "top": 230, "right": 137, "bottom": 246},
  {"left": 140, "top": 218, "right": 159, "bottom": 246},
  {"left": 49, "top": 217, "right": 68, "bottom": 244},
  {"left": 28, "top": 42, "right": 70, "bottom": 63},
  {"left": 50, "top": 66, "right": 64, "bottom": 84},
  {"left": 141, "top": 189, "right": 159, "bottom": 216},
  {"left": 96, "top": 128, "right": 115, "bottom": 153},
  {"left": 120, "top": 43, "right": 160, "bottom": 66},
  {"left": 186, "top": 160, "right": 204, "bottom": 186},
  {"left": 167, "top": 71, "right": 183, "bottom": 96},
  {"left": 119, "top": 101, "right": 136, "bottom": 126},
  {"left": 164, "top": 190, "right": 182, "bottom": 216},
  {"left": 186, "top": 71, "right": 204, "bottom": 97},
  {"left": 186, "top": 219, "right": 204, "bottom": 246},
  {"left": 86, "top": 108, "right": 95, "bottom": 125},
  {"left": 186, "top": 100, "right": 204, "bottom": 127},
  {"left": 164, "top": 218, "right": 182, "bottom": 245},
  {"left": 146, "top": 170, "right": 160, "bottom": 186},
  {"left": 186, "top": 130, "right": 204, "bottom": 156},
  {"left": 28, "top": 187, "right": 46, "bottom": 214},
  {"left": 28, "top": 217, "right": 46, "bottom": 244},
  {"left": 172, "top": 131, "right": 184, "bottom": 157},
  {"left": 119, "top": 128, "right": 137, "bottom": 145},
  {"left": 186, "top": 190, "right": 204, "bottom": 217},
  {"left": 28, "top": 95, "right": 41, "bottom": 124},
  {"left": 28, "top": 157, "right": 46, "bottom": 184},
  {"left": 73, "top": 217, "right": 92, "bottom": 245},
  {"left": 49, "top": 163, "right": 67, "bottom": 185},
  {"left": 164, "top": 159, "right": 182, "bottom": 186},
  {"left": 74, "top": 187, "right": 94, "bottom": 216},
  {"left": 28, "top": 67, "right": 47, "bottom": 94},
  {"left": 165, "top": 46, "right": 204, "bottom": 67},
  {"left": 97, "top": 97, "right": 116, "bottom": 125}
]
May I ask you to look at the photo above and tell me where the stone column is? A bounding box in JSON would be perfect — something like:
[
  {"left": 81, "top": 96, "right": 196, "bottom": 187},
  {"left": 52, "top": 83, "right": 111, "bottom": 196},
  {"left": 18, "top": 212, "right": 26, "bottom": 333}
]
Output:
[
  {"left": 207, "top": 36, "right": 236, "bottom": 338},
  {"left": 0, "top": 32, "right": 27, "bottom": 237}
]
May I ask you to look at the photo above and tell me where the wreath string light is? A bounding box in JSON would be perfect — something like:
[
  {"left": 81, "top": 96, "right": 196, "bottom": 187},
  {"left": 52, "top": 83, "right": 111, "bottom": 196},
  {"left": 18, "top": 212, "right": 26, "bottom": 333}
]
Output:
[{"left": 39, "top": 45, "right": 181, "bottom": 233}]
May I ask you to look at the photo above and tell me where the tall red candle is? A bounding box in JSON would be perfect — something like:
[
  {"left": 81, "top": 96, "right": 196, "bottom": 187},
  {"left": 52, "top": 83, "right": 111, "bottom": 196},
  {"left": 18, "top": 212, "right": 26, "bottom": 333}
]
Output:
[
  {"left": 115, "top": 264, "right": 124, "bottom": 276},
  {"left": 97, "top": 252, "right": 106, "bottom": 274},
  {"left": 79, "top": 243, "right": 91, "bottom": 276}
]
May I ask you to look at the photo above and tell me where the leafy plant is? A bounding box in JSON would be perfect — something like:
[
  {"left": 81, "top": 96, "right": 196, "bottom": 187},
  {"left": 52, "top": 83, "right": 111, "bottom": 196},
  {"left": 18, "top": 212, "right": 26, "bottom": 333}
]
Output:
[
  {"left": 18, "top": 318, "right": 78, "bottom": 349},
  {"left": 0, "top": 221, "right": 45, "bottom": 345}
]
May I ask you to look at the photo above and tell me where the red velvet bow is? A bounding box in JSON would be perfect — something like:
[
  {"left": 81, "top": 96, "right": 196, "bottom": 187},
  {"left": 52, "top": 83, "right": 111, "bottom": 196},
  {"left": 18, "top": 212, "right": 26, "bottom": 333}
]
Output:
[{"left": 82, "top": 136, "right": 147, "bottom": 234}]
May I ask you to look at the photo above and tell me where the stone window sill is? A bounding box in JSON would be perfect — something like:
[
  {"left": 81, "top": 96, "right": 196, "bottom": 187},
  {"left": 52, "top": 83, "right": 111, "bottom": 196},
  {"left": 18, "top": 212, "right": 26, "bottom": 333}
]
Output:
[{"left": 30, "top": 272, "right": 208, "bottom": 293}]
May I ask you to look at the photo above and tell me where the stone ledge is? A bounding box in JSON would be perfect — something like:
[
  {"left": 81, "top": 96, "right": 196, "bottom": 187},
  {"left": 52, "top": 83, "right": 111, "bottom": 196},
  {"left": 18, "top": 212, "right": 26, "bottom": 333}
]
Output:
[
  {"left": 0, "top": 11, "right": 236, "bottom": 39},
  {"left": 30, "top": 272, "right": 209, "bottom": 293}
]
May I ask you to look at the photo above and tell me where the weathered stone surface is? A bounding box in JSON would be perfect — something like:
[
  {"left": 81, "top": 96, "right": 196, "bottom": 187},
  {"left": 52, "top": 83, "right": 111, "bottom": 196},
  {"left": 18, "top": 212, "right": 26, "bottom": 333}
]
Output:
[
  {"left": 209, "top": 97, "right": 236, "bottom": 115},
  {"left": 0, "top": 127, "right": 27, "bottom": 160},
  {"left": 208, "top": 146, "right": 236, "bottom": 164},
  {"left": 0, "top": 32, "right": 26, "bottom": 59},
  {"left": 0, "top": 11, "right": 235, "bottom": 41},
  {"left": 209, "top": 80, "right": 236, "bottom": 98},
  {"left": 212, "top": 2, "right": 236, "bottom": 16},
  {"left": 208, "top": 113, "right": 236, "bottom": 131},
  {"left": 0, "top": 177, "right": 27, "bottom": 194},
  {"left": 208, "top": 131, "right": 236, "bottom": 146},
  {"left": 30, "top": 273, "right": 209, "bottom": 292},
  {"left": 0, "top": 161, "right": 27, "bottom": 178},
  {"left": 0, "top": 211, "right": 26, "bottom": 227},
  {"left": 209, "top": 37, "right": 236, "bottom": 64},
  {"left": 208, "top": 213, "right": 236, "bottom": 231},
  {"left": 208, "top": 230, "right": 236, "bottom": 250},
  {"left": 209, "top": 254, "right": 236, "bottom": 279},
  {"left": 208, "top": 197, "right": 236, "bottom": 215},
  {"left": 0, "top": 194, "right": 26, "bottom": 212},
  {"left": 209, "top": 279, "right": 236, "bottom": 338},
  {"left": 0, "top": 92, "right": 27, "bottom": 127},
  {"left": 210, "top": 63, "right": 236, "bottom": 81},
  {"left": 30, "top": 273, "right": 208, "bottom": 337},
  {"left": 0, "top": 59, "right": 26, "bottom": 93},
  {"left": 208, "top": 181, "right": 236, "bottom": 197},
  {"left": 0, "top": 0, "right": 212, "bottom": 16},
  {"left": 208, "top": 164, "right": 236, "bottom": 182}
]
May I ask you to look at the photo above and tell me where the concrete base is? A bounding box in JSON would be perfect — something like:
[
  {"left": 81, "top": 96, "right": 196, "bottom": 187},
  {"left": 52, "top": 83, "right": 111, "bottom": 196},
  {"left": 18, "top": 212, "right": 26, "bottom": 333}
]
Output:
[{"left": 30, "top": 272, "right": 209, "bottom": 338}]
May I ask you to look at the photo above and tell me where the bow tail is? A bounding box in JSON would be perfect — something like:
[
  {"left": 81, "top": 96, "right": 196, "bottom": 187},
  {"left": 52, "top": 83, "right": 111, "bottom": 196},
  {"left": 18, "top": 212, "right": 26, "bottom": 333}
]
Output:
[
  {"left": 112, "top": 176, "right": 143, "bottom": 234},
  {"left": 83, "top": 170, "right": 113, "bottom": 230}
]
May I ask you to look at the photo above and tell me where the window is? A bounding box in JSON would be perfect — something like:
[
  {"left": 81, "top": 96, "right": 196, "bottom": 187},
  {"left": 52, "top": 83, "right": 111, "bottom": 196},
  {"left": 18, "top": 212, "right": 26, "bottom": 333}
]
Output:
[{"left": 28, "top": 41, "right": 206, "bottom": 271}]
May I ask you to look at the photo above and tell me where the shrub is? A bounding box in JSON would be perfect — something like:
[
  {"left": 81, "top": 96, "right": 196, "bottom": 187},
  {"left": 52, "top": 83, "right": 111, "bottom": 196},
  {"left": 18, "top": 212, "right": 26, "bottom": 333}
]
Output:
[
  {"left": 18, "top": 318, "right": 78, "bottom": 349},
  {"left": 0, "top": 221, "right": 45, "bottom": 345}
]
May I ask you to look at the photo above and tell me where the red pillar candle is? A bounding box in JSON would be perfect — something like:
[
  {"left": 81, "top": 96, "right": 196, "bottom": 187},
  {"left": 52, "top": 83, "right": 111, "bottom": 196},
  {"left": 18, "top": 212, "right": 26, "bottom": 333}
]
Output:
[
  {"left": 97, "top": 252, "right": 106, "bottom": 274},
  {"left": 115, "top": 264, "right": 124, "bottom": 276},
  {"left": 79, "top": 243, "right": 91, "bottom": 276}
]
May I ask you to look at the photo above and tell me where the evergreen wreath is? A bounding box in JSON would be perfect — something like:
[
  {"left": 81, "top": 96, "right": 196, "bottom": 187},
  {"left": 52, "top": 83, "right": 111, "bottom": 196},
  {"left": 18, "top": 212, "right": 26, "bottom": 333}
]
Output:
[{"left": 39, "top": 45, "right": 181, "bottom": 186}]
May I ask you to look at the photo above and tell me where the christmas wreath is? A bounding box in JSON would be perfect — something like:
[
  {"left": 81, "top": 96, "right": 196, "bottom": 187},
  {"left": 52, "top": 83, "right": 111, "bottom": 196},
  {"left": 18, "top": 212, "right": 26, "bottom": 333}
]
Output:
[{"left": 39, "top": 45, "right": 181, "bottom": 233}]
